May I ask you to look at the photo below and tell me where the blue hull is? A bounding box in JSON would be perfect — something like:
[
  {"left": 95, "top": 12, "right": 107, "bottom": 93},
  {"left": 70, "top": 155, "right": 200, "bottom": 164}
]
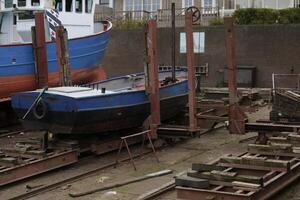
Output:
[
  {"left": 12, "top": 72, "right": 188, "bottom": 134},
  {"left": 0, "top": 22, "right": 112, "bottom": 99}
]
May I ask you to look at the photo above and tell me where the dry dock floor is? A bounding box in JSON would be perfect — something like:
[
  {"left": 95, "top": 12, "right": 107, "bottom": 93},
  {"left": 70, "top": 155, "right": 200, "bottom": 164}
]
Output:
[{"left": 1, "top": 106, "right": 300, "bottom": 200}]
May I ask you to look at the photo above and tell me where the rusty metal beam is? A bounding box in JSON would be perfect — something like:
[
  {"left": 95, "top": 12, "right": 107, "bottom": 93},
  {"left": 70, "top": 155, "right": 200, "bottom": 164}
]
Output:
[
  {"left": 224, "top": 17, "right": 245, "bottom": 134},
  {"left": 55, "top": 26, "right": 72, "bottom": 86},
  {"left": 33, "top": 12, "right": 48, "bottom": 88},
  {"left": 245, "top": 122, "right": 300, "bottom": 132},
  {"left": 146, "top": 19, "right": 160, "bottom": 139},
  {"left": 185, "top": 11, "right": 197, "bottom": 133},
  {"left": 0, "top": 150, "right": 78, "bottom": 186},
  {"left": 171, "top": 3, "right": 176, "bottom": 82}
]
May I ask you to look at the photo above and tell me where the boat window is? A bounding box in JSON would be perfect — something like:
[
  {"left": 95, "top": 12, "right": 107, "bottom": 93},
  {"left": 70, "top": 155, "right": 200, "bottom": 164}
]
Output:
[
  {"left": 55, "top": 0, "right": 63, "bottom": 11},
  {"left": 75, "top": 0, "right": 82, "bottom": 12},
  {"left": 85, "top": 0, "right": 92, "bottom": 13},
  {"left": 18, "top": 0, "right": 26, "bottom": 7},
  {"left": 31, "top": 0, "right": 40, "bottom": 6},
  {"left": 66, "top": 0, "right": 73, "bottom": 12},
  {"left": 4, "top": 0, "right": 13, "bottom": 8},
  {"left": 19, "top": 11, "right": 35, "bottom": 20}
]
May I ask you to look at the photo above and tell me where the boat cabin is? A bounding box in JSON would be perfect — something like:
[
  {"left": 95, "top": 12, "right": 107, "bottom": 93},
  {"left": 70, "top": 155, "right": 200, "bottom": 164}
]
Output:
[{"left": 0, "top": 0, "right": 100, "bottom": 44}]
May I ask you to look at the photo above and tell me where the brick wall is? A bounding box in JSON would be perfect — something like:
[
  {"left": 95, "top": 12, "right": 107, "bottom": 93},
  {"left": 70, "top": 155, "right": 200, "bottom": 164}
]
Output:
[{"left": 102, "top": 24, "right": 300, "bottom": 88}]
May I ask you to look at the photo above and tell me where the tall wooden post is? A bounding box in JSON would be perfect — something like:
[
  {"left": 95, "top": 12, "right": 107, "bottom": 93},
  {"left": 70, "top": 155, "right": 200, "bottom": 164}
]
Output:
[
  {"left": 55, "top": 26, "right": 72, "bottom": 86},
  {"left": 224, "top": 17, "right": 245, "bottom": 134},
  {"left": 185, "top": 11, "right": 197, "bottom": 133},
  {"left": 32, "top": 12, "right": 48, "bottom": 88},
  {"left": 145, "top": 20, "right": 160, "bottom": 139}
]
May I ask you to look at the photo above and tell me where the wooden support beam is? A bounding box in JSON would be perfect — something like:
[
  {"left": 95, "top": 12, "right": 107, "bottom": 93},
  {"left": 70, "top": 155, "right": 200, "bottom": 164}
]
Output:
[
  {"left": 192, "top": 163, "right": 227, "bottom": 172},
  {"left": 187, "top": 170, "right": 263, "bottom": 185},
  {"left": 55, "top": 26, "right": 72, "bottom": 86},
  {"left": 145, "top": 19, "right": 160, "bottom": 139},
  {"left": 175, "top": 175, "right": 209, "bottom": 189},
  {"left": 32, "top": 12, "right": 48, "bottom": 88},
  {"left": 232, "top": 181, "right": 261, "bottom": 191},
  {"left": 248, "top": 144, "right": 292, "bottom": 153},
  {"left": 219, "top": 156, "right": 291, "bottom": 171},
  {"left": 185, "top": 10, "right": 197, "bottom": 132},
  {"left": 0, "top": 157, "right": 18, "bottom": 167},
  {"left": 224, "top": 17, "right": 246, "bottom": 134}
]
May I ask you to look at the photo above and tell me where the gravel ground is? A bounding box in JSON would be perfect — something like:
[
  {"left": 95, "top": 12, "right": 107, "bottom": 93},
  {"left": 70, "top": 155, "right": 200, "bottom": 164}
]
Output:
[{"left": 1, "top": 106, "right": 300, "bottom": 200}]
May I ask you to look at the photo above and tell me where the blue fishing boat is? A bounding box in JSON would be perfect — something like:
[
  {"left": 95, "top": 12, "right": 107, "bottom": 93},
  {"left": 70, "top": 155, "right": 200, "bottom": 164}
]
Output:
[
  {"left": 0, "top": 0, "right": 112, "bottom": 99},
  {"left": 11, "top": 70, "right": 188, "bottom": 134}
]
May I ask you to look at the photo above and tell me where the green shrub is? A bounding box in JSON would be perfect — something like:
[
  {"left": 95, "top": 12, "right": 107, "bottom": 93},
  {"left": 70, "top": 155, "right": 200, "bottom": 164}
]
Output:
[
  {"left": 278, "top": 8, "right": 300, "bottom": 24},
  {"left": 114, "top": 19, "right": 147, "bottom": 29},
  {"left": 233, "top": 8, "right": 300, "bottom": 25},
  {"left": 210, "top": 17, "right": 224, "bottom": 25}
]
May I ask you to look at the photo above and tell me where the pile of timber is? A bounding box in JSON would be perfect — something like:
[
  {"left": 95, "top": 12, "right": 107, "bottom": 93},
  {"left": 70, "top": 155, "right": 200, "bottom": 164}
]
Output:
[
  {"left": 271, "top": 91, "right": 300, "bottom": 122},
  {"left": 175, "top": 154, "right": 291, "bottom": 192},
  {"left": 249, "top": 132, "right": 300, "bottom": 157},
  {"left": 176, "top": 130, "right": 300, "bottom": 199}
]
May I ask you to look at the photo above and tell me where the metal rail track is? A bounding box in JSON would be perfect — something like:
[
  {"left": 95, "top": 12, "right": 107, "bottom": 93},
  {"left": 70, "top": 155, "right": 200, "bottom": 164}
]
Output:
[
  {"left": 0, "top": 130, "right": 24, "bottom": 138},
  {"left": 9, "top": 151, "right": 152, "bottom": 200}
]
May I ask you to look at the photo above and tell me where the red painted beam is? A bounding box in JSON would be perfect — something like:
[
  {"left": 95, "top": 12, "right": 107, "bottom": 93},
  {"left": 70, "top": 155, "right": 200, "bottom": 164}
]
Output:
[
  {"left": 224, "top": 17, "right": 238, "bottom": 104},
  {"left": 34, "top": 12, "right": 48, "bottom": 88},
  {"left": 55, "top": 25, "right": 72, "bottom": 86},
  {"left": 0, "top": 150, "right": 77, "bottom": 186},
  {"left": 146, "top": 20, "right": 160, "bottom": 139},
  {"left": 185, "top": 11, "right": 197, "bottom": 132},
  {"left": 224, "top": 17, "right": 246, "bottom": 134}
]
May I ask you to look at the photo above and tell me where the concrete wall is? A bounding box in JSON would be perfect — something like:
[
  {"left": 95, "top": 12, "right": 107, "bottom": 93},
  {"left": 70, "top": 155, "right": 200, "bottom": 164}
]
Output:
[{"left": 102, "top": 24, "right": 300, "bottom": 88}]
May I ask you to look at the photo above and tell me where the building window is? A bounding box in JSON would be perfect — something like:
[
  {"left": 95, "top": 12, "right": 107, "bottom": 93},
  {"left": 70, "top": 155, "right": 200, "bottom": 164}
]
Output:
[
  {"left": 18, "top": 0, "right": 26, "bottom": 7},
  {"left": 182, "top": 0, "right": 193, "bottom": 8},
  {"left": 203, "top": 0, "right": 213, "bottom": 8},
  {"left": 278, "top": 0, "right": 291, "bottom": 9},
  {"left": 251, "top": 0, "right": 263, "bottom": 8},
  {"left": 180, "top": 32, "right": 205, "bottom": 53},
  {"left": 31, "top": 0, "right": 40, "bottom": 6},
  {"left": 99, "top": 0, "right": 109, "bottom": 5},
  {"left": 85, "top": 0, "right": 92, "bottom": 12},
  {"left": 144, "top": 0, "right": 160, "bottom": 12},
  {"left": 124, "top": 0, "right": 161, "bottom": 11},
  {"left": 264, "top": 0, "right": 276, "bottom": 8},
  {"left": 5, "top": 0, "right": 13, "bottom": 8},
  {"left": 236, "top": 0, "right": 248, "bottom": 9}
]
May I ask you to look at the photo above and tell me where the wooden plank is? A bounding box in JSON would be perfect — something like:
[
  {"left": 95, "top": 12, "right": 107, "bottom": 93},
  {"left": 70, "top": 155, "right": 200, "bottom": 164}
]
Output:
[
  {"left": 191, "top": 163, "right": 227, "bottom": 172},
  {"left": 0, "top": 157, "right": 18, "bottom": 167},
  {"left": 288, "top": 134, "right": 300, "bottom": 141},
  {"left": 247, "top": 144, "right": 292, "bottom": 153},
  {"left": 219, "top": 156, "right": 290, "bottom": 171},
  {"left": 269, "top": 143, "right": 293, "bottom": 150},
  {"left": 233, "top": 186, "right": 260, "bottom": 192},
  {"left": 248, "top": 148, "right": 300, "bottom": 158},
  {"left": 175, "top": 175, "right": 209, "bottom": 189},
  {"left": 232, "top": 181, "right": 261, "bottom": 189},
  {"left": 1, "top": 148, "right": 46, "bottom": 159},
  {"left": 187, "top": 171, "right": 263, "bottom": 185}
]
